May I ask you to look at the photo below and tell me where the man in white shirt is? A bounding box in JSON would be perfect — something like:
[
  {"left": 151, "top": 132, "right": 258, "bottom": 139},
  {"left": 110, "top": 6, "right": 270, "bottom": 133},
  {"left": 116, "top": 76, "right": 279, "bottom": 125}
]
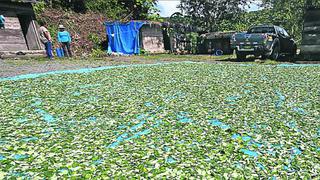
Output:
[{"left": 39, "top": 21, "right": 53, "bottom": 59}]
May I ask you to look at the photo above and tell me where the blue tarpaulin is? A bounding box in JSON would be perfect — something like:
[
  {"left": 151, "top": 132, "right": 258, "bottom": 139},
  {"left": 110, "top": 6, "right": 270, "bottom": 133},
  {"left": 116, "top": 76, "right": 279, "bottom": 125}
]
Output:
[{"left": 106, "top": 21, "right": 145, "bottom": 55}]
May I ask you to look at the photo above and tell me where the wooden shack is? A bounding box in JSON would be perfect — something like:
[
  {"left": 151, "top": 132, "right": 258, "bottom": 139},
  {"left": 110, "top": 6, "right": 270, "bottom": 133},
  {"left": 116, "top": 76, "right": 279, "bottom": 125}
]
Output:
[
  {"left": 162, "top": 22, "right": 199, "bottom": 54},
  {"left": 197, "top": 32, "right": 235, "bottom": 55},
  {"left": 300, "top": 0, "right": 320, "bottom": 60},
  {"left": 106, "top": 21, "right": 166, "bottom": 54},
  {"left": 140, "top": 22, "right": 166, "bottom": 53},
  {"left": 0, "top": 0, "right": 44, "bottom": 57}
]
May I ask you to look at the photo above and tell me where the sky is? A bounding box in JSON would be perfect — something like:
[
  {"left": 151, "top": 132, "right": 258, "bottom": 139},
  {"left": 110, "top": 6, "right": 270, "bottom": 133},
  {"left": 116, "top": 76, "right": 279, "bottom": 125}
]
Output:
[{"left": 157, "top": 0, "right": 263, "bottom": 17}]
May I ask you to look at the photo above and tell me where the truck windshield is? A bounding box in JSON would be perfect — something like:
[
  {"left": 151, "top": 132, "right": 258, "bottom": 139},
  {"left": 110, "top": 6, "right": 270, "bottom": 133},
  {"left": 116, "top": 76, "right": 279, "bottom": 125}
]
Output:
[{"left": 248, "top": 27, "right": 275, "bottom": 34}]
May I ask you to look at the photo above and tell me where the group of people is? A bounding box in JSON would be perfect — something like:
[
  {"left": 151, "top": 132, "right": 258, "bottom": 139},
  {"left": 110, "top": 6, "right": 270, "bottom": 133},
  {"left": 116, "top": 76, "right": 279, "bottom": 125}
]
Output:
[
  {"left": 0, "top": 14, "right": 71, "bottom": 59},
  {"left": 39, "top": 21, "right": 72, "bottom": 60}
]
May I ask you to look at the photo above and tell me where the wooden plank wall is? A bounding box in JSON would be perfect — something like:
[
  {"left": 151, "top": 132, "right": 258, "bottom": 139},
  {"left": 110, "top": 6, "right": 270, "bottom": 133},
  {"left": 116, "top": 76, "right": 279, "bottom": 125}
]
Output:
[
  {"left": 300, "top": 9, "right": 320, "bottom": 55},
  {"left": 140, "top": 24, "right": 166, "bottom": 53},
  {"left": 0, "top": 12, "right": 28, "bottom": 51},
  {"left": 19, "top": 16, "right": 43, "bottom": 50}
]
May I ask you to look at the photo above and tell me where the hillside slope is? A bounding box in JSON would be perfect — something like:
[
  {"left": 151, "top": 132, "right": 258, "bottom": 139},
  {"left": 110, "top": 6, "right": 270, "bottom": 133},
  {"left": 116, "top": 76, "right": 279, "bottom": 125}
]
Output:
[{"left": 38, "top": 9, "right": 108, "bottom": 56}]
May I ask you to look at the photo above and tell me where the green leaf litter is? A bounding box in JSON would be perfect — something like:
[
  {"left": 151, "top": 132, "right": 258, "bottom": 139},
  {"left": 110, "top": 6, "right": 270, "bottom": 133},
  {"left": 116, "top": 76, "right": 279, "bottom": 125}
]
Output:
[{"left": 0, "top": 63, "right": 319, "bottom": 179}]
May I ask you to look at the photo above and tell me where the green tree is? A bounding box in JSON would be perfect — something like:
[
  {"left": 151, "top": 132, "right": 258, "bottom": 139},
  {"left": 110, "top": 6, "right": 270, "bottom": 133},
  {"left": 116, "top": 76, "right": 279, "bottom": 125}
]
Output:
[
  {"left": 84, "top": 0, "right": 125, "bottom": 19},
  {"left": 257, "top": 0, "right": 320, "bottom": 43},
  {"left": 118, "top": 0, "right": 159, "bottom": 20},
  {"left": 178, "top": 0, "right": 252, "bottom": 32},
  {"left": 217, "top": 0, "right": 316, "bottom": 43},
  {"left": 169, "top": 12, "right": 192, "bottom": 26}
]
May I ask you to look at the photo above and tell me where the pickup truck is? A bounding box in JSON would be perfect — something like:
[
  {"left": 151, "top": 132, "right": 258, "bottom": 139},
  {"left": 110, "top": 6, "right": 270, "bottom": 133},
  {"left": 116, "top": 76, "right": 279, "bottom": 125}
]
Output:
[{"left": 230, "top": 25, "right": 297, "bottom": 60}]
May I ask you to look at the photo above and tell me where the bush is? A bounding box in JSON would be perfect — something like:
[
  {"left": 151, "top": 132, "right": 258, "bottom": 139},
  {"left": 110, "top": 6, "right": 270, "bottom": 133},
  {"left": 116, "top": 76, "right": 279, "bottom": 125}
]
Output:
[
  {"left": 90, "top": 48, "right": 107, "bottom": 58},
  {"left": 88, "top": 33, "right": 101, "bottom": 49},
  {"left": 85, "top": 0, "right": 125, "bottom": 19},
  {"left": 33, "top": 1, "right": 46, "bottom": 14}
]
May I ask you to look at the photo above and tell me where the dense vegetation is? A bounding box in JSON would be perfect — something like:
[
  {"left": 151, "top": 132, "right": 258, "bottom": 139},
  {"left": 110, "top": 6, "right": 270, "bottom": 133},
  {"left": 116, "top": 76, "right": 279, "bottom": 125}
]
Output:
[
  {"left": 36, "top": 0, "right": 159, "bottom": 20},
  {"left": 178, "top": 0, "right": 250, "bottom": 32},
  {"left": 178, "top": 0, "right": 320, "bottom": 43}
]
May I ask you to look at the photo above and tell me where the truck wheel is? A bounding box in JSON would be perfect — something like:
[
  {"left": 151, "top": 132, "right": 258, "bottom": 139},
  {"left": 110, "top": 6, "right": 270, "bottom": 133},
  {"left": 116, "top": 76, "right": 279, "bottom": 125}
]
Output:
[
  {"left": 261, "top": 55, "right": 267, "bottom": 60},
  {"left": 270, "top": 43, "right": 280, "bottom": 60},
  {"left": 236, "top": 52, "right": 246, "bottom": 61}
]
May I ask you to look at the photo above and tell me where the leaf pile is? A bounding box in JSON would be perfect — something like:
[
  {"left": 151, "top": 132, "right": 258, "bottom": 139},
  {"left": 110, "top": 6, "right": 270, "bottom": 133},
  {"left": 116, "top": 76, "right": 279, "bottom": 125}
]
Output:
[{"left": 0, "top": 63, "right": 319, "bottom": 179}]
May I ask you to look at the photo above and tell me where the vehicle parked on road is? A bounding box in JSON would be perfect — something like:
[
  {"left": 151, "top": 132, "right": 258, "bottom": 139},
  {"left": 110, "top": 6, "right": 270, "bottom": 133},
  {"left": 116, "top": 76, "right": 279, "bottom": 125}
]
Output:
[{"left": 230, "top": 25, "right": 297, "bottom": 61}]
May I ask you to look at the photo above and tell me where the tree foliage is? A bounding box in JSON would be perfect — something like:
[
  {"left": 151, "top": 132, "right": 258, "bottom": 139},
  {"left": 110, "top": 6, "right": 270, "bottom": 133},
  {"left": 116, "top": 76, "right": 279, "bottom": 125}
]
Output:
[
  {"left": 40, "top": 0, "right": 159, "bottom": 20},
  {"left": 117, "top": 0, "right": 159, "bottom": 20},
  {"left": 235, "top": 0, "right": 320, "bottom": 43},
  {"left": 169, "top": 12, "right": 193, "bottom": 28},
  {"left": 180, "top": 0, "right": 312, "bottom": 43},
  {"left": 177, "top": 0, "right": 319, "bottom": 43},
  {"left": 178, "top": 0, "right": 252, "bottom": 32},
  {"left": 259, "top": 0, "right": 306, "bottom": 42}
]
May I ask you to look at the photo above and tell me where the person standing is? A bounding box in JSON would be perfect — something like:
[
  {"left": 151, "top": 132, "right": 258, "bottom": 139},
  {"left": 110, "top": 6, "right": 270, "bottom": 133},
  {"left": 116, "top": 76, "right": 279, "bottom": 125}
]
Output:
[
  {"left": 39, "top": 21, "right": 54, "bottom": 59},
  {"left": 0, "top": 15, "right": 5, "bottom": 29},
  {"left": 57, "top": 25, "right": 72, "bottom": 57}
]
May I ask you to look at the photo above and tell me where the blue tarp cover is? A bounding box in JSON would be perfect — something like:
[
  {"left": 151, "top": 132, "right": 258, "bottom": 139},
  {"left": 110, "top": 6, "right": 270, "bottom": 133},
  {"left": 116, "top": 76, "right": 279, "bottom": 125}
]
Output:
[{"left": 106, "top": 21, "right": 145, "bottom": 55}]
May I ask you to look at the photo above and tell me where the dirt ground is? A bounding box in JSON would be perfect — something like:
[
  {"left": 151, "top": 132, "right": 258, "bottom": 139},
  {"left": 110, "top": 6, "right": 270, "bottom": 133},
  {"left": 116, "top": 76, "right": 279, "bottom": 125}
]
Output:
[
  {"left": 0, "top": 55, "right": 235, "bottom": 78},
  {"left": 1, "top": 54, "right": 316, "bottom": 78},
  {"left": 0, "top": 58, "right": 150, "bottom": 78}
]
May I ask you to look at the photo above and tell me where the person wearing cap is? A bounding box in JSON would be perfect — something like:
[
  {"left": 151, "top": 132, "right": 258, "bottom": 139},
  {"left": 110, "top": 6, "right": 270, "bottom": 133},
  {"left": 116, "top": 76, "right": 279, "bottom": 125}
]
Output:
[
  {"left": 0, "top": 15, "right": 5, "bottom": 29},
  {"left": 57, "top": 24, "right": 72, "bottom": 57},
  {"left": 39, "top": 21, "right": 53, "bottom": 59}
]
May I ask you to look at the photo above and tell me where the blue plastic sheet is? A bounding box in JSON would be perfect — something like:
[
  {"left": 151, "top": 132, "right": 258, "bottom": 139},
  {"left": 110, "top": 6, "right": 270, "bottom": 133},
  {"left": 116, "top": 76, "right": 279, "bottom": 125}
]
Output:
[
  {"left": 240, "top": 149, "right": 258, "bottom": 158},
  {"left": 58, "top": 168, "right": 69, "bottom": 174},
  {"left": 166, "top": 157, "right": 177, "bottom": 164},
  {"left": 13, "top": 154, "right": 28, "bottom": 160},
  {"left": 35, "top": 109, "right": 55, "bottom": 123},
  {"left": 21, "top": 137, "right": 38, "bottom": 142},
  {"left": 93, "top": 159, "right": 103, "bottom": 165},
  {"left": 88, "top": 117, "right": 97, "bottom": 122},
  {"left": 257, "top": 163, "right": 265, "bottom": 170},
  {"left": 275, "top": 90, "right": 285, "bottom": 109},
  {"left": 106, "top": 21, "right": 145, "bottom": 54},
  {"left": 209, "top": 119, "right": 230, "bottom": 130},
  {"left": 177, "top": 112, "right": 193, "bottom": 123},
  {"left": 17, "top": 118, "right": 28, "bottom": 123}
]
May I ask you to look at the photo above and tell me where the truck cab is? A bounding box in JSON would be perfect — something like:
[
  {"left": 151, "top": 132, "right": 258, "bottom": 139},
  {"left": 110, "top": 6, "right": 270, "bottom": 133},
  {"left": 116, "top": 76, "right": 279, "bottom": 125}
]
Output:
[{"left": 230, "top": 25, "right": 297, "bottom": 61}]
